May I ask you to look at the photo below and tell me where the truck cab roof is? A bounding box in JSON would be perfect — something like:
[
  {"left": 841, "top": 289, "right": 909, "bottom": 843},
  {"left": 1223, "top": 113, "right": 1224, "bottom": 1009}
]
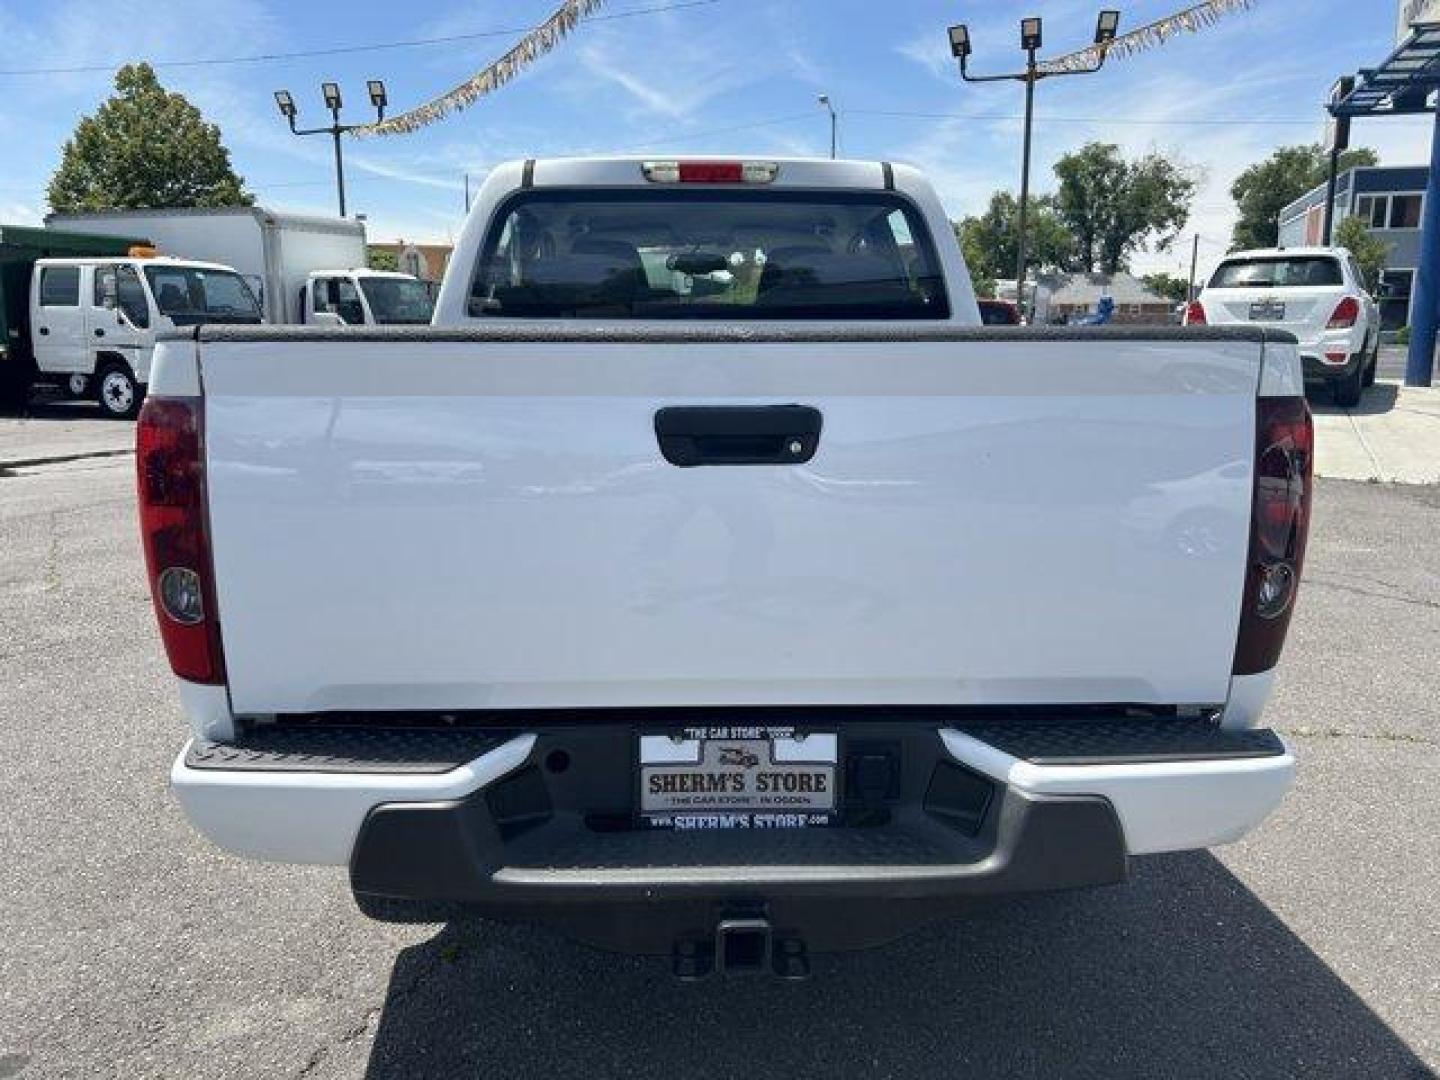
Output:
[
  {"left": 307, "top": 268, "right": 421, "bottom": 281},
  {"left": 495, "top": 155, "right": 916, "bottom": 192},
  {"left": 36, "top": 255, "right": 241, "bottom": 273}
]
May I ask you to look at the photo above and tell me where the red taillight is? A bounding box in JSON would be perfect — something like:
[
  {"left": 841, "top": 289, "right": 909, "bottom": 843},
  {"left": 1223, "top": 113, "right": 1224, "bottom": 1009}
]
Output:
[
  {"left": 1327, "top": 296, "right": 1360, "bottom": 329},
  {"left": 1184, "top": 300, "right": 1207, "bottom": 326},
  {"left": 137, "top": 397, "right": 225, "bottom": 684},
  {"left": 1233, "top": 396, "right": 1313, "bottom": 676}
]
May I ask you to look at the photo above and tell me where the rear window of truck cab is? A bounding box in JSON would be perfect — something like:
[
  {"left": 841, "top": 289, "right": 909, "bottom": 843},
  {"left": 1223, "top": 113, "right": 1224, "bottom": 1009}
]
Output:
[
  {"left": 39, "top": 266, "right": 80, "bottom": 306},
  {"left": 468, "top": 189, "right": 949, "bottom": 320},
  {"left": 1209, "top": 257, "right": 1342, "bottom": 289}
]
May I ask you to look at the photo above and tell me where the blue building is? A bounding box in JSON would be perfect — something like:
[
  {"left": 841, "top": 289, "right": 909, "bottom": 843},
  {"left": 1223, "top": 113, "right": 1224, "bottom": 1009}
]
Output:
[{"left": 1278, "top": 165, "right": 1427, "bottom": 331}]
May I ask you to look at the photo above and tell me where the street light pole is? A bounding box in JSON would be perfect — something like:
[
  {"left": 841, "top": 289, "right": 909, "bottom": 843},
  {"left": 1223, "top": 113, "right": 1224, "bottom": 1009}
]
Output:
[
  {"left": 949, "top": 12, "right": 1121, "bottom": 316},
  {"left": 331, "top": 128, "right": 348, "bottom": 218},
  {"left": 818, "top": 95, "right": 838, "bottom": 159},
  {"left": 274, "top": 80, "right": 389, "bottom": 218},
  {"left": 1321, "top": 75, "right": 1355, "bottom": 247},
  {"left": 1016, "top": 61, "right": 1036, "bottom": 299}
]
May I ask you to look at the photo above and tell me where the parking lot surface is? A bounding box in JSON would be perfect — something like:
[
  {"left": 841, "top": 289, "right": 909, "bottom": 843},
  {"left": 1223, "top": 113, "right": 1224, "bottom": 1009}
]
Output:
[{"left": 0, "top": 403, "right": 1436, "bottom": 1079}]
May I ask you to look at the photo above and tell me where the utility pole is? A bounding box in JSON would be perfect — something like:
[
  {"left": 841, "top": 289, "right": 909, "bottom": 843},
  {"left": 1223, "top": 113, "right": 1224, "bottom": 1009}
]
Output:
[
  {"left": 274, "top": 80, "right": 389, "bottom": 218},
  {"left": 1187, "top": 234, "right": 1200, "bottom": 303},
  {"left": 464, "top": 173, "right": 471, "bottom": 214},
  {"left": 950, "top": 12, "right": 1121, "bottom": 318}
]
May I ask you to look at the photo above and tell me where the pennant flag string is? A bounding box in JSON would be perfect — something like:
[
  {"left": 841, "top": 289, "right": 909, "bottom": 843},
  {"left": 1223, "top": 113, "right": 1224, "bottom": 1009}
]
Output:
[
  {"left": 1038, "top": 0, "right": 1256, "bottom": 76},
  {"left": 353, "top": 0, "right": 607, "bottom": 137}
]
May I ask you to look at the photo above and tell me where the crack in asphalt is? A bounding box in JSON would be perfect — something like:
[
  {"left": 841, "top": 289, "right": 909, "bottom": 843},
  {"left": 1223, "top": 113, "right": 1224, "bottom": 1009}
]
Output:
[
  {"left": 1304, "top": 575, "right": 1440, "bottom": 613},
  {"left": 0, "top": 447, "right": 133, "bottom": 476},
  {"left": 294, "top": 1009, "right": 380, "bottom": 1079},
  {"left": 290, "top": 936, "right": 454, "bottom": 1078},
  {"left": 1278, "top": 726, "right": 1435, "bottom": 746}
]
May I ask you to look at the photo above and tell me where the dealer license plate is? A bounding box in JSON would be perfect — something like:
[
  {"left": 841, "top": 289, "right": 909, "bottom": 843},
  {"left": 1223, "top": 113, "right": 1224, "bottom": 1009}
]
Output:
[{"left": 639, "top": 728, "right": 838, "bottom": 829}]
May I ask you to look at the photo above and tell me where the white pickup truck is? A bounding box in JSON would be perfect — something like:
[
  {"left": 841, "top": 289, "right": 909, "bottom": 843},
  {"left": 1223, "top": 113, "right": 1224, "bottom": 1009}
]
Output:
[{"left": 143, "top": 157, "right": 1311, "bottom": 977}]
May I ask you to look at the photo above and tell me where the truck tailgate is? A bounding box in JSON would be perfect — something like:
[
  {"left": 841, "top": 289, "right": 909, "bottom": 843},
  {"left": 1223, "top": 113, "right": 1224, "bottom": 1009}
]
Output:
[{"left": 198, "top": 328, "right": 1262, "bottom": 715}]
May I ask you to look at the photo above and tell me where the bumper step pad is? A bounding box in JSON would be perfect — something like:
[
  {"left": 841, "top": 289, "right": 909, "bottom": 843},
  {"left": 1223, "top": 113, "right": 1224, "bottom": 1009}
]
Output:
[
  {"left": 185, "top": 727, "right": 503, "bottom": 774},
  {"left": 954, "top": 717, "right": 1284, "bottom": 766}
]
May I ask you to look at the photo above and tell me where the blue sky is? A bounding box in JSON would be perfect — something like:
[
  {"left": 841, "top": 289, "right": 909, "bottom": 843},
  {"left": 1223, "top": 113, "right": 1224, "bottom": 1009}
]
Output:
[{"left": 0, "top": 0, "right": 1429, "bottom": 277}]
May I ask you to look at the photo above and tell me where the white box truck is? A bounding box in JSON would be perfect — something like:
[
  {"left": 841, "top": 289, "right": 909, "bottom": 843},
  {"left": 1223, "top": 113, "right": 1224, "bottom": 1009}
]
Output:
[{"left": 46, "top": 206, "right": 368, "bottom": 324}]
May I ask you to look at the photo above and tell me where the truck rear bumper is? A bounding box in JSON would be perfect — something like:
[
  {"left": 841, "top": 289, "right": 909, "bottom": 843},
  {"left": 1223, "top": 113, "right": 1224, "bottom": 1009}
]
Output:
[
  {"left": 171, "top": 718, "right": 1292, "bottom": 951},
  {"left": 170, "top": 733, "right": 536, "bottom": 865}
]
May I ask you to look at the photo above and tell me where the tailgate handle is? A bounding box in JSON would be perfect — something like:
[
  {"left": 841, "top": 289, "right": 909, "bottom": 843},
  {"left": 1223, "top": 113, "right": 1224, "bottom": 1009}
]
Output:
[{"left": 655, "top": 405, "right": 822, "bottom": 467}]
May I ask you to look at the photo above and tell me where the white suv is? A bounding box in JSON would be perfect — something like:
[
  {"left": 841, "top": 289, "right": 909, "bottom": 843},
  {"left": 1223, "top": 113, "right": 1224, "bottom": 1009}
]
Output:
[{"left": 1184, "top": 247, "right": 1380, "bottom": 407}]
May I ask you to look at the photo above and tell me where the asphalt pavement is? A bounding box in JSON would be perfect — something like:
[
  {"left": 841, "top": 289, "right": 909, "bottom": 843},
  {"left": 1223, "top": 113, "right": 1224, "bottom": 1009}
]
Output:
[{"left": 0, "top": 405, "right": 1436, "bottom": 1079}]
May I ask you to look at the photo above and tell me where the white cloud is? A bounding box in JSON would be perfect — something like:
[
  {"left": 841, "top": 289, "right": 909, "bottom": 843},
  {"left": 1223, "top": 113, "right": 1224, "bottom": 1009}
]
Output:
[{"left": 0, "top": 200, "right": 44, "bottom": 226}]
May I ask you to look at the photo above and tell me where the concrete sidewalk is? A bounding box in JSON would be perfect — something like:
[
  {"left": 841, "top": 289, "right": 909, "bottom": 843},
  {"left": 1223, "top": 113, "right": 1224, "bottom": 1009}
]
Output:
[{"left": 1312, "top": 380, "right": 1440, "bottom": 485}]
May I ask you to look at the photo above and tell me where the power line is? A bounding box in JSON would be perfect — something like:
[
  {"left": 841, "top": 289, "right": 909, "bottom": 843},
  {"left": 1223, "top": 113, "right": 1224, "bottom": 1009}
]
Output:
[
  {"left": 0, "top": 0, "right": 721, "bottom": 76},
  {"left": 612, "top": 111, "right": 818, "bottom": 151},
  {"left": 845, "top": 109, "right": 1316, "bottom": 128}
]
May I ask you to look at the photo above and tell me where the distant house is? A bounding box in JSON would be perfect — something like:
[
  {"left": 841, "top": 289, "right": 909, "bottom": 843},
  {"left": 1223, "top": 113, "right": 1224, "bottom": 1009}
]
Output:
[
  {"left": 368, "top": 240, "right": 454, "bottom": 283},
  {"left": 1032, "top": 272, "right": 1175, "bottom": 325}
]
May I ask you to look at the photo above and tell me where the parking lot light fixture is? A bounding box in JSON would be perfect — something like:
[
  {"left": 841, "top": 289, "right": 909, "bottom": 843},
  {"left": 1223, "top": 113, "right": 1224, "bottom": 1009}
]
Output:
[
  {"left": 1096, "top": 10, "right": 1121, "bottom": 45},
  {"left": 277, "top": 81, "right": 392, "bottom": 218},
  {"left": 948, "top": 24, "right": 971, "bottom": 60},
  {"left": 1021, "top": 17, "right": 1043, "bottom": 52},
  {"left": 951, "top": 10, "right": 1121, "bottom": 318}
]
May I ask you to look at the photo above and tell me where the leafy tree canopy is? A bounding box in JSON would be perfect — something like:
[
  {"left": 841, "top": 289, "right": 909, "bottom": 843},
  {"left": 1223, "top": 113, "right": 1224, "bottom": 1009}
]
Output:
[
  {"left": 1229, "top": 144, "right": 1377, "bottom": 251},
  {"left": 1141, "top": 272, "right": 1192, "bottom": 304},
  {"left": 954, "top": 191, "right": 1076, "bottom": 292},
  {"left": 1054, "top": 143, "right": 1196, "bottom": 275},
  {"left": 367, "top": 247, "right": 400, "bottom": 272},
  {"left": 48, "top": 63, "right": 252, "bottom": 212},
  {"left": 1333, "top": 216, "right": 1390, "bottom": 293}
]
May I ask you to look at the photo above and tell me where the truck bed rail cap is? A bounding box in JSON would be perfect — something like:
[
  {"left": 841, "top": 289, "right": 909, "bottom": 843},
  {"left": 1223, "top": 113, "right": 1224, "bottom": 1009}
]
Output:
[{"left": 189, "top": 325, "right": 1298, "bottom": 346}]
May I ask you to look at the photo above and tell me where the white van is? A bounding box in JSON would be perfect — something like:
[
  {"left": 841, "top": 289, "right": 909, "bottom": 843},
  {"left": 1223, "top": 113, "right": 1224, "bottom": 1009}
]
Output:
[{"left": 30, "top": 256, "right": 261, "bottom": 418}]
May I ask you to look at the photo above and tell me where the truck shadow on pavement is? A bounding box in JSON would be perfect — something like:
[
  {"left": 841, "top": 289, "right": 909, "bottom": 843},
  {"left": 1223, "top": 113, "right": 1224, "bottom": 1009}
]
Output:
[
  {"left": 0, "top": 397, "right": 105, "bottom": 421},
  {"left": 1309, "top": 382, "right": 1399, "bottom": 418},
  {"left": 363, "top": 852, "right": 1435, "bottom": 1079}
]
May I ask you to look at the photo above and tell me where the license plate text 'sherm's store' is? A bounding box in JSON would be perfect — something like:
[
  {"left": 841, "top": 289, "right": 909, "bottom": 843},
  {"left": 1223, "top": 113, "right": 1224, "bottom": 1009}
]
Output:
[{"left": 638, "top": 730, "right": 838, "bottom": 829}]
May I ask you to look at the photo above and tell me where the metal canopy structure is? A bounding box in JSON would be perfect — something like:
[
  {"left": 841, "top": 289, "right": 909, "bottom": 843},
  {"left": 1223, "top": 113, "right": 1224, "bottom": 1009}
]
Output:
[
  {"left": 1332, "top": 22, "right": 1440, "bottom": 117},
  {"left": 1331, "top": 22, "right": 1440, "bottom": 386}
]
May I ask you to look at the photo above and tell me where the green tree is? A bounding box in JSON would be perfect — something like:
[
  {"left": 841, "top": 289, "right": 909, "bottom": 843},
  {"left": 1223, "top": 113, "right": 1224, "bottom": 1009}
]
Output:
[
  {"left": 1229, "top": 144, "right": 1378, "bottom": 250},
  {"left": 1333, "top": 215, "right": 1390, "bottom": 293},
  {"left": 367, "top": 247, "right": 400, "bottom": 272},
  {"left": 48, "top": 63, "right": 252, "bottom": 212},
  {"left": 1053, "top": 143, "right": 1196, "bottom": 274},
  {"left": 1142, "top": 272, "right": 1192, "bottom": 304},
  {"left": 954, "top": 191, "right": 1076, "bottom": 293}
]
